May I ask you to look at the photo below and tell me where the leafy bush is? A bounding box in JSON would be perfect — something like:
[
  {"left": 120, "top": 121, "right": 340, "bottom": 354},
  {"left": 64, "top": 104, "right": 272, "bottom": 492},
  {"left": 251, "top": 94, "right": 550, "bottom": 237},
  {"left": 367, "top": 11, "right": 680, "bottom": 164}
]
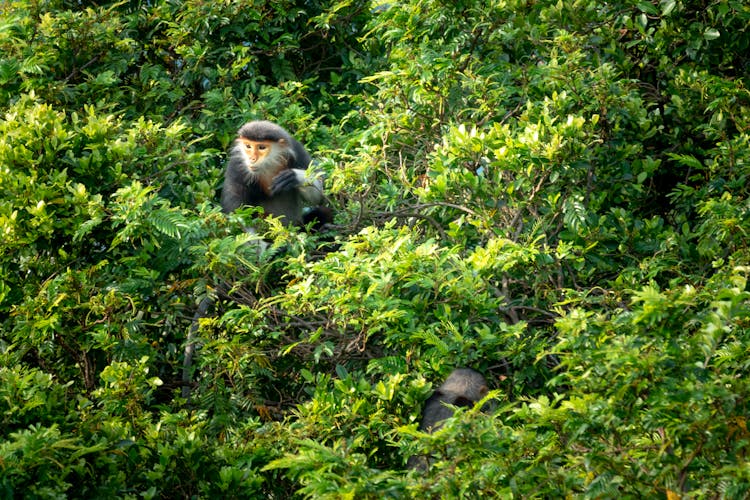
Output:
[{"left": 1, "top": 0, "right": 749, "bottom": 497}]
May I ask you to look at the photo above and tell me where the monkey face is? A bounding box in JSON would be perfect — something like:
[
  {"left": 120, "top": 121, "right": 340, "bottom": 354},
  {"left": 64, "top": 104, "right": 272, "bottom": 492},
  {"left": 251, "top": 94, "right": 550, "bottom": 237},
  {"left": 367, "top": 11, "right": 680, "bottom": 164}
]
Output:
[{"left": 239, "top": 138, "right": 274, "bottom": 165}]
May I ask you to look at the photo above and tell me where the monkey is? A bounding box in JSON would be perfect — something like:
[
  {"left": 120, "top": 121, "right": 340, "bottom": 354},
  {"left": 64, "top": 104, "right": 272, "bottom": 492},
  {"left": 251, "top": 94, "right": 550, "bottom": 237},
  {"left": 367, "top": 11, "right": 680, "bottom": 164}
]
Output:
[
  {"left": 407, "top": 368, "right": 490, "bottom": 470},
  {"left": 418, "top": 368, "right": 489, "bottom": 432},
  {"left": 183, "top": 122, "right": 331, "bottom": 400},
  {"left": 220, "top": 120, "right": 329, "bottom": 227}
]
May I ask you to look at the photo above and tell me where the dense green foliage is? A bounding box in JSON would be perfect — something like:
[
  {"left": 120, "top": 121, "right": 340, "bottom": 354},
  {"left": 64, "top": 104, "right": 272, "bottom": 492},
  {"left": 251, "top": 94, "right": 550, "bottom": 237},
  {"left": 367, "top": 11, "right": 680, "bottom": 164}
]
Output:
[{"left": 1, "top": 0, "right": 749, "bottom": 497}]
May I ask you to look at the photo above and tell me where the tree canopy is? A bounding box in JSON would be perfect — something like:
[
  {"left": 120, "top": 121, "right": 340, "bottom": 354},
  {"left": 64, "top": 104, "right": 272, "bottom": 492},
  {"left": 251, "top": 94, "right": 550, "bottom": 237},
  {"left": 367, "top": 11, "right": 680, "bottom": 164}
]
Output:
[{"left": 1, "top": 0, "right": 749, "bottom": 497}]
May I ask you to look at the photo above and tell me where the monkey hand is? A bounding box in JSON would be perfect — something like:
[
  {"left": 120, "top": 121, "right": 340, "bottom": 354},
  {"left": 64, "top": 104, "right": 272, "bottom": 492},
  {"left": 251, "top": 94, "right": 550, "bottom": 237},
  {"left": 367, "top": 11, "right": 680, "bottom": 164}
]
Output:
[{"left": 270, "top": 169, "right": 302, "bottom": 195}]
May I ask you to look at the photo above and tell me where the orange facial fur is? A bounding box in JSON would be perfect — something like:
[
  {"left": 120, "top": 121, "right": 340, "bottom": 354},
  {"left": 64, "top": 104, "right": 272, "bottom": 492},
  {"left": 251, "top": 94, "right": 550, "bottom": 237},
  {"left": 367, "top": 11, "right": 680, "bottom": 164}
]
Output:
[
  {"left": 236, "top": 137, "right": 289, "bottom": 195},
  {"left": 238, "top": 138, "right": 273, "bottom": 165}
]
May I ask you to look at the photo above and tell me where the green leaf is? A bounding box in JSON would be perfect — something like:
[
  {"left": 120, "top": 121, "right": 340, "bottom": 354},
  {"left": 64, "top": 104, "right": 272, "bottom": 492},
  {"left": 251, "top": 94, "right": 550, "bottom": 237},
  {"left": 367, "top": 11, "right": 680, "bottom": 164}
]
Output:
[{"left": 704, "top": 28, "right": 720, "bottom": 40}]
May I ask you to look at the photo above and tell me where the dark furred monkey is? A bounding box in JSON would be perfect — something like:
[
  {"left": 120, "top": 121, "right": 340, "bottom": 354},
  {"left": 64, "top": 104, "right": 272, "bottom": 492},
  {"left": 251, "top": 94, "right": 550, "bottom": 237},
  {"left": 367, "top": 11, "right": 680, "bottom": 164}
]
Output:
[
  {"left": 221, "top": 120, "right": 328, "bottom": 226},
  {"left": 183, "top": 122, "right": 329, "bottom": 398},
  {"left": 407, "top": 368, "right": 490, "bottom": 470},
  {"left": 418, "top": 368, "right": 489, "bottom": 432}
]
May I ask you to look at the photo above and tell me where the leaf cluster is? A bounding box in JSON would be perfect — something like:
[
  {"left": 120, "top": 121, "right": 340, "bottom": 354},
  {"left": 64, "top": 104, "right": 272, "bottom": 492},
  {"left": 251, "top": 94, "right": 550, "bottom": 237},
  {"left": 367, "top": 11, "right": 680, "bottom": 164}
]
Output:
[{"left": 1, "top": 0, "right": 750, "bottom": 497}]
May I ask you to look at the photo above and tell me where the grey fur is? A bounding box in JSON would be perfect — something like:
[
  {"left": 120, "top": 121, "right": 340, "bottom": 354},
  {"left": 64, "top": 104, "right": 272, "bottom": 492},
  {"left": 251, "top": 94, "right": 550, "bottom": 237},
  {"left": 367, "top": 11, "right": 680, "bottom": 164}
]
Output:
[
  {"left": 408, "top": 368, "right": 490, "bottom": 470},
  {"left": 418, "top": 368, "right": 489, "bottom": 432}
]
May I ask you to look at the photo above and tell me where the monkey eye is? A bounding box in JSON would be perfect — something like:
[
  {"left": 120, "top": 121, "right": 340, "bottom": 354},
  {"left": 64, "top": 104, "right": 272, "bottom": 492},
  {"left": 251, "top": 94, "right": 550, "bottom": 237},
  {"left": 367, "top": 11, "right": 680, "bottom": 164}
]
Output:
[{"left": 258, "top": 144, "right": 268, "bottom": 151}]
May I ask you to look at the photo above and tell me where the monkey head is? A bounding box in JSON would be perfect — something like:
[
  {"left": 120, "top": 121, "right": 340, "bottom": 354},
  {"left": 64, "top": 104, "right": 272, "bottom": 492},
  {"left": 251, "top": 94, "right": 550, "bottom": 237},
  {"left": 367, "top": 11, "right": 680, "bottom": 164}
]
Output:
[
  {"left": 439, "top": 368, "right": 489, "bottom": 405},
  {"left": 237, "top": 120, "right": 293, "bottom": 143},
  {"left": 234, "top": 120, "right": 295, "bottom": 175}
]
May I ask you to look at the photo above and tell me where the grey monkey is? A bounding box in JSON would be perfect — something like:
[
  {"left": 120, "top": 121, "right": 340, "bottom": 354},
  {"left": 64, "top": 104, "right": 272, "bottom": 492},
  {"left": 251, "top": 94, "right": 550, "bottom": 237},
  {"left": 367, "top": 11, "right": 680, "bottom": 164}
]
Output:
[
  {"left": 418, "top": 368, "right": 489, "bottom": 432},
  {"left": 408, "top": 368, "right": 490, "bottom": 470}
]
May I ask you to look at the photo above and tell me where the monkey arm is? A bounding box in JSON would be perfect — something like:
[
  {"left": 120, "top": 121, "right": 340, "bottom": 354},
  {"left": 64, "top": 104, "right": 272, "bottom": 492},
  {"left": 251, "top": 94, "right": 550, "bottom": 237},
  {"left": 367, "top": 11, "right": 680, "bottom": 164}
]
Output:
[
  {"left": 269, "top": 169, "right": 300, "bottom": 194},
  {"left": 270, "top": 169, "right": 324, "bottom": 205},
  {"left": 298, "top": 173, "right": 324, "bottom": 205},
  {"left": 220, "top": 179, "right": 248, "bottom": 213}
]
